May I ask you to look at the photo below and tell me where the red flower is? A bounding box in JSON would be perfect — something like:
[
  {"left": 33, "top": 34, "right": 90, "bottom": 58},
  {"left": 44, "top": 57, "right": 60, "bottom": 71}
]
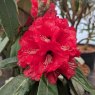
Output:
[
  {"left": 31, "top": 0, "right": 47, "bottom": 18},
  {"left": 17, "top": 4, "right": 80, "bottom": 84},
  {"left": 31, "top": 0, "right": 38, "bottom": 17}
]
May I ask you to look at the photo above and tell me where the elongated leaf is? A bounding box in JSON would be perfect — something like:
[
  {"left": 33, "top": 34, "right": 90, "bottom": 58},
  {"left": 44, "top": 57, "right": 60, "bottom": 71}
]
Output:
[
  {"left": 0, "top": 57, "right": 17, "bottom": 68},
  {"left": 10, "top": 38, "right": 20, "bottom": 57},
  {"left": 0, "top": 36, "right": 9, "bottom": 53},
  {"left": 0, "top": 75, "right": 33, "bottom": 95},
  {"left": 72, "top": 68, "right": 95, "bottom": 95},
  {"left": 37, "top": 77, "right": 58, "bottom": 95},
  {"left": 0, "top": 19, "right": 1, "bottom": 24},
  {"left": 18, "top": 0, "right": 31, "bottom": 14},
  {"left": 71, "top": 79, "right": 84, "bottom": 95},
  {"left": 17, "top": 0, "right": 31, "bottom": 26},
  {"left": 0, "top": 0, "right": 19, "bottom": 39}
]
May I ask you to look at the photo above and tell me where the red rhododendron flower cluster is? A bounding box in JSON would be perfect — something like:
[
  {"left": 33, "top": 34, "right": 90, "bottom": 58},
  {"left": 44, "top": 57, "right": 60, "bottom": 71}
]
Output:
[{"left": 17, "top": 4, "right": 80, "bottom": 84}]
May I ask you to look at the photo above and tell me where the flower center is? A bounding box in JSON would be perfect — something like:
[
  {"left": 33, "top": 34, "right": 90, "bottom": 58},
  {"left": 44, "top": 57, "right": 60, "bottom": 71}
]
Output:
[
  {"left": 47, "top": 36, "right": 51, "bottom": 40},
  {"left": 47, "top": 50, "right": 53, "bottom": 56},
  {"left": 44, "top": 50, "right": 53, "bottom": 65}
]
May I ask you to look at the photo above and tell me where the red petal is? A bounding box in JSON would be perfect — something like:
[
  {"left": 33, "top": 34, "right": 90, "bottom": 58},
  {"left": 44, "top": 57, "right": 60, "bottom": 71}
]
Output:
[
  {"left": 58, "top": 62, "right": 76, "bottom": 79},
  {"left": 24, "top": 55, "right": 45, "bottom": 81},
  {"left": 31, "top": 0, "right": 38, "bottom": 17},
  {"left": 44, "top": 3, "right": 56, "bottom": 18},
  {"left": 19, "top": 30, "right": 39, "bottom": 49},
  {"left": 46, "top": 50, "right": 69, "bottom": 72},
  {"left": 69, "top": 48, "right": 80, "bottom": 58},
  {"left": 45, "top": 71, "right": 60, "bottom": 84},
  {"left": 55, "top": 18, "right": 69, "bottom": 29},
  {"left": 57, "top": 27, "right": 76, "bottom": 48},
  {"left": 42, "top": 0, "right": 47, "bottom": 4}
]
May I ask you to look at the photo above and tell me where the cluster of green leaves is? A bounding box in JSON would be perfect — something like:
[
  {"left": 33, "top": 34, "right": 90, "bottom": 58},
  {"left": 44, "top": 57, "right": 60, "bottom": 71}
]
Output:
[{"left": 0, "top": 0, "right": 95, "bottom": 95}]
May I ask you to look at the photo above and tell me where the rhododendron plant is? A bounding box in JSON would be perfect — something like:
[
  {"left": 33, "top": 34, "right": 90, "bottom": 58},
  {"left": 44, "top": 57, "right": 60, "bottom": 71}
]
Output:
[
  {"left": 17, "top": 3, "right": 80, "bottom": 84},
  {"left": 0, "top": 0, "right": 95, "bottom": 95}
]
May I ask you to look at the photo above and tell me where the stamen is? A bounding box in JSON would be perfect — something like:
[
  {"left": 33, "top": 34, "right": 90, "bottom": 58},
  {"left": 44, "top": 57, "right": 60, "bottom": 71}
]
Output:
[{"left": 44, "top": 54, "right": 52, "bottom": 65}]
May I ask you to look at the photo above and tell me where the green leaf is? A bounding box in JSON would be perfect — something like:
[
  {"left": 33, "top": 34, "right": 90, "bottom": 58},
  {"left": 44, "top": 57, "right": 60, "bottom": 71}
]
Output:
[
  {"left": 17, "top": 0, "right": 31, "bottom": 26},
  {"left": 0, "top": 75, "right": 33, "bottom": 95},
  {"left": 0, "top": 36, "right": 9, "bottom": 53},
  {"left": 71, "top": 79, "right": 84, "bottom": 95},
  {"left": 0, "top": 57, "right": 17, "bottom": 68},
  {"left": 0, "top": 19, "right": 1, "bottom": 24},
  {"left": 72, "top": 68, "right": 95, "bottom": 95},
  {"left": 37, "top": 77, "right": 58, "bottom": 95},
  {"left": 0, "top": 0, "right": 20, "bottom": 39},
  {"left": 10, "top": 38, "right": 20, "bottom": 57},
  {"left": 18, "top": 0, "right": 31, "bottom": 14}
]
